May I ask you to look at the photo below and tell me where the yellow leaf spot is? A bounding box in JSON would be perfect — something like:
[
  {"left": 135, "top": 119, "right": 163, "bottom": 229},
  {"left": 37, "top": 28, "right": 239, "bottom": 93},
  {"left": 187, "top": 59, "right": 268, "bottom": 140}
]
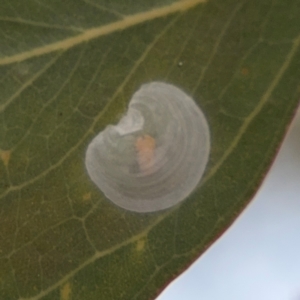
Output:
[
  {"left": 60, "top": 282, "right": 72, "bottom": 300},
  {"left": 136, "top": 239, "right": 146, "bottom": 252},
  {"left": 82, "top": 192, "right": 91, "bottom": 202},
  {"left": 241, "top": 67, "right": 249, "bottom": 76},
  {"left": 0, "top": 150, "right": 11, "bottom": 167}
]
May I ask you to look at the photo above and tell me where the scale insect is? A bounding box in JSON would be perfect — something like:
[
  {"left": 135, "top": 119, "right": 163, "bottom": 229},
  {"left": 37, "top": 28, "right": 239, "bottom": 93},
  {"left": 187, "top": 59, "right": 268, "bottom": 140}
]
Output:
[{"left": 85, "top": 82, "right": 210, "bottom": 212}]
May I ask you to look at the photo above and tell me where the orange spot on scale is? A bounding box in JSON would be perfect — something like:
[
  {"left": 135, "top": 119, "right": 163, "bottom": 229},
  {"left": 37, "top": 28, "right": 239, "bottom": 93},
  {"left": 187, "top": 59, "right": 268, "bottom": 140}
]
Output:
[{"left": 135, "top": 134, "right": 156, "bottom": 174}]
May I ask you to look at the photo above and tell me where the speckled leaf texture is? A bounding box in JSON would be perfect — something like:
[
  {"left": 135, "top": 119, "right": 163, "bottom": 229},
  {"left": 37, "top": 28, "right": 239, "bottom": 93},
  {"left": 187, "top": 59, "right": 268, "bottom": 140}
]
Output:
[{"left": 0, "top": 0, "right": 299, "bottom": 299}]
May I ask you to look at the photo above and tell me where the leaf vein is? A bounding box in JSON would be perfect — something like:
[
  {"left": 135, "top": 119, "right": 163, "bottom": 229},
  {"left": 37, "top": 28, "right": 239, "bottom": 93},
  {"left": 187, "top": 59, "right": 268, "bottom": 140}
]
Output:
[
  {"left": 0, "top": 53, "right": 62, "bottom": 113},
  {"left": 203, "top": 34, "right": 300, "bottom": 184},
  {"left": 81, "top": 0, "right": 125, "bottom": 19},
  {"left": 191, "top": 0, "right": 245, "bottom": 95},
  {"left": 0, "top": 17, "right": 83, "bottom": 32}
]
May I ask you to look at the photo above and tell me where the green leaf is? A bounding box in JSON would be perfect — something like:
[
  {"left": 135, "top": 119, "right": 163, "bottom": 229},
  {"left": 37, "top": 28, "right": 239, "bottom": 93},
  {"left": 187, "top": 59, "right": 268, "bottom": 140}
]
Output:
[{"left": 0, "top": 0, "right": 299, "bottom": 299}]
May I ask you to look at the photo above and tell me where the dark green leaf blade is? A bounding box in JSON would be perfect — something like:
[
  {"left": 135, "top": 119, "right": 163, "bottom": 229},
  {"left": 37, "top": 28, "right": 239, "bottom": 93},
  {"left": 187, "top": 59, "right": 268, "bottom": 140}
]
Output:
[{"left": 0, "top": 0, "right": 299, "bottom": 299}]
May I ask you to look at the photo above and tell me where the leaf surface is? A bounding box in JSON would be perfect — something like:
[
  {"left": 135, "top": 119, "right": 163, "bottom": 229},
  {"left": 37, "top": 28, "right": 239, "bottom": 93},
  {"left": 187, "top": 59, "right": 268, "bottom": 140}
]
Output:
[{"left": 0, "top": 0, "right": 299, "bottom": 299}]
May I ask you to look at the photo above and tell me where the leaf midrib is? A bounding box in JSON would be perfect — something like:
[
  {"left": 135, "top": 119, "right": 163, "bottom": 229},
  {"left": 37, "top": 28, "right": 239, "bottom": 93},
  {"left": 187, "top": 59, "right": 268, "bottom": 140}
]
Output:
[{"left": 0, "top": 0, "right": 206, "bottom": 66}]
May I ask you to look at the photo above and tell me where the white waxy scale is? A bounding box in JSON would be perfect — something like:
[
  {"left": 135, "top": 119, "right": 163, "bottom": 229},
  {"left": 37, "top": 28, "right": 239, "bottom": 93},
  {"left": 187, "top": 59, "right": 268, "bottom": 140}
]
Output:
[{"left": 85, "top": 82, "right": 210, "bottom": 212}]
